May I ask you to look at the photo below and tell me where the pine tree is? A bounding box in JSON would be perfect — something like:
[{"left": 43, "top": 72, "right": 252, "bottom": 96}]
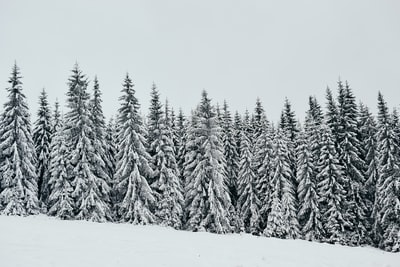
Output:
[
  {"left": 175, "top": 109, "right": 187, "bottom": 186},
  {"left": 358, "top": 103, "right": 378, "bottom": 244},
  {"left": 64, "top": 64, "right": 112, "bottom": 222},
  {"left": 47, "top": 120, "right": 74, "bottom": 219},
  {"left": 52, "top": 100, "right": 62, "bottom": 134},
  {"left": 296, "top": 131, "right": 323, "bottom": 241},
  {"left": 374, "top": 92, "right": 400, "bottom": 252},
  {"left": 237, "top": 111, "right": 260, "bottom": 234},
  {"left": 264, "top": 130, "right": 299, "bottom": 239},
  {"left": 88, "top": 76, "right": 112, "bottom": 213},
  {"left": 336, "top": 81, "right": 368, "bottom": 245},
  {"left": 33, "top": 89, "right": 53, "bottom": 205},
  {"left": 317, "top": 124, "right": 347, "bottom": 244},
  {"left": 221, "top": 100, "right": 239, "bottom": 207},
  {"left": 0, "top": 63, "right": 39, "bottom": 215},
  {"left": 184, "top": 91, "right": 233, "bottom": 234},
  {"left": 105, "top": 117, "right": 118, "bottom": 206},
  {"left": 114, "top": 74, "right": 155, "bottom": 224},
  {"left": 325, "top": 87, "right": 340, "bottom": 148},
  {"left": 147, "top": 86, "right": 183, "bottom": 228}
]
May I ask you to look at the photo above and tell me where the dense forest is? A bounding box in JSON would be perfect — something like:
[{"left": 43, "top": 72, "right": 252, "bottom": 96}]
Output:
[{"left": 0, "top": 63, "right": 399, "bottom": 253}]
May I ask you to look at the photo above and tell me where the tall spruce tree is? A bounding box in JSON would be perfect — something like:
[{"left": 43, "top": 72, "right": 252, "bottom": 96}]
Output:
[
  {"left": 221, "top": 100, "right": 239, "bottom": 207},
  {"left": 114, "top": 74, "right": 155, "bottom": 224},
  {"left": 33, "top": 89, "right": 53, "bottom": 204},
  {"left": 264, "top": 130, "right": 299, "bottom": 239},
  {"left": 325, "top": 87, "right": 340, "bottom": 148},
  {"left": 0, "top": 63, "right": 39, "bottom": 215},
  {"left": 64, "top": 64, "right": 112, "bottom": 222},
  {"left": 237, "top": 110, "right": 260, "bottom": 234},
  {"left": 374, "top": 92, "right": 400, "bottom": 252},
  {"left": 184, "top": 91, "right": 233, "bottom": 234},
  {"left": 105, "top": 117, "right": 118, "bottom": 206},
  {"left": 296, "top": 131, "right": 323, "bottom": 241},
  {"left": 358, "top": 103, "right": 378, "bottom": 244},
  {"left": 317, "top": 124, "right": 347, "bottom": 244},
  {"left": 147, "top": 85, "right": 183, "bottom": 228},
  {"left": 47, "top": 119, "right": 74, "bottom": 219},
  {"left": 336, "top": 81, "right": 368, "bottom": 245}
]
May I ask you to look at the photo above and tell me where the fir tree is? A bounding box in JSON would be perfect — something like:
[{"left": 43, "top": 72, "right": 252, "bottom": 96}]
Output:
[
  {"left": 317, "top": 124, "right": 347, "bottom": 244},
  {"left": 184, "top": 91, "right": 233, "bottom": 234},
  {"left": 237, "top": 112, "right": 260, "bottom": 234},
  {"left": 47, "top": 120, "right": 74, "bottom": 219},
  {"left": 336, "top": 81, "right": 368, "bottom": 245},
  {"left": 175, "top": 109, "right": 187, "bottom": 186},
  {"left": 115, "top": 74, "right": 155, "bottom": 224},
  {"left": 0, "top": 63, "right": 39, "bottom": 215},
  {"left": 147, "top": 86, "right": 183, "bottom": 228},
  {"left": 358, "top": 103, "right": 378, "bottom": 244},
  {"left": 105, "top": 117, "right": 118, "bottom": 206},
  {"left": 296, "top": 131, "right": 323, "bottom": 241},
  {"left": 64, "top": 64, "right": 112, "bottom": 222},
  {"left": 264, "top": 130, "right": 299, "bottom": 239},
  {"left": 221, "top": 100, "right": 239, "bottom": 207},
  {"left": 325, "top": 87, "right": 340, "bottom": 148},
  {"left": 33, "top": 89, "right": 53, "bottom": 204},
  {"left": 374, "top": 92, "right": 400, "bottom": 252}
]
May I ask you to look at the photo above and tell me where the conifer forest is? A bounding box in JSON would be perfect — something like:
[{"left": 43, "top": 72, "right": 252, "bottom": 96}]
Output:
[{"left": 1, "top": 63, "right": 400, "bottom": 253}]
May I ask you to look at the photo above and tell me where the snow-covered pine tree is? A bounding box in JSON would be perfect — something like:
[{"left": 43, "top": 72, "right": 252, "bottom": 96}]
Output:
[
  {"left": 264, "top": 130, "right": 299, "bottom": 239},
  {"left": 325, "top": 87, "right": 340, "bottom": 148},
  {"left": 221, "top": 100, "right": 239, "bottom": 207},
  {"left": 64, "top": 64, "right": 112, "bottom": 222},
  {"left": 147, "top": 86, "right": 183, "bottom": 228},
  {"left": 33, "top": 89, "right": 53, "bottom": 205},
  {"left": 316, "top": 124, "right": 347, "bottom": 244},
  {"left": 114, "top": 74, "right": 155, "bottom": 224},
  {"left": 374, "top": 92, "right": 400, "bottom": 252},
  {"left": 237, "top": 110, "right": 260, "bottom": 234},
  {"left": 175, "top": 109, "right": 187, "bottom": 186},
  {"left": 296, "top": 130, "right": 323, "bottom": 241},
  {"left": 336, "top": 81, "right": 368, "bottom": 245},
  {"left": 147, "top": 82, "right": 163, "bottom": 188},
  {"left": 105, "top": 117, "right": 118, "bottom": 206},
  {"left": 0, "top": 63, "right": 39, "bottom": 215},
  {"left": 358, "top": 103, "right": 378, "bottom": 244},
  {"left": 279, "top": 98, "right": 299, "bottom": 200},
  {"left": 184, "top": 91, "right": 233, "bottom": 234},
  {"left": 47, "top": 119, "right": 74, "bottom": 219},
  {"left": 88, "top": 76, "right": 112, "bottom": 212},
  {"left": 52, "top": 100, "right": 62, "bottom": 134}
]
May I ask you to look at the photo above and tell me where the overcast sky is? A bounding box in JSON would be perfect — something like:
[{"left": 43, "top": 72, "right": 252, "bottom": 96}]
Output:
[{"left": 1, "top": 0, "right": 399, "bottom": 122}]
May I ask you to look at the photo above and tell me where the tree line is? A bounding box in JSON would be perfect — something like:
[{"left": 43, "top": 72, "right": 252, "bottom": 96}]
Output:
[{"left": 0, "top": 63, "right": 399, "bottom": 252}]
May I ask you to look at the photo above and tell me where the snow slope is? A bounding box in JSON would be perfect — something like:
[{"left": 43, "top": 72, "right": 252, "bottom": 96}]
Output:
[{"left": 0, "top": 215, "right": 398, "bottom": 267}]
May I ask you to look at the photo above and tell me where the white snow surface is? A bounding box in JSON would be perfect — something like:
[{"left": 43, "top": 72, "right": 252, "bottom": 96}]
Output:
[{"left": 0, "top": 215, "right": 398, "bottom": 267}]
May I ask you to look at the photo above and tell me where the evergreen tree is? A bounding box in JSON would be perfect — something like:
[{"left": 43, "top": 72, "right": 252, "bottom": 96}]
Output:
[
  {"left": 64, "top": 64, "right": 112, "bottom": 222},
  {"left": 52, "top": 100, "right": 62, "bottom": 134},
  {"left": 336, "top": 81, "right": 368, "bottom": 245},
  {"left": 237, "top": 112, "right": 260, "bottom": 234},
  {"left": 358, "top": 103, "right": 378, "bottom": 244},
  {"left": 325, "top": 87, "right": 340, "bottom": 148},
  {"left": 0, "top": 63, "right": 39, "bottom": 215},
  {"left": 33, "top": 89, "right": 53, "bottom": 205},
  {"left": 374, "top": 92, "right": 400, "bottom": 252},
  {"left": 175, "top": 109, "right": 187, "bottom": 186},
  {"left": 147, "top": 86, "right": 183, "bottom": 228},
  {"left": 88, "top": 76, "right": 112, "bottom": 211},
  {"left": 115, "top": 74, "right": 155, "bottom": 224},
  {"left": 296, "top": 131, "right": 323, "bottom": 241},
  {"left": 47, "top": 120, "right": 74, "bottom": 219},
  {"left": 105, "top": 117, "right": 118, "bottom": 206},
  {"left": 184, "top": 91, "right": 233, "bottom": 234},
  {"left": 264, "top": 130, "right": 299, "bottom": 239},
  {"left": 317, "top": 124, "right": 347, "bottom": 244},
  {"left": 221, "top": 100, "right": 239, "bottom": 207}
]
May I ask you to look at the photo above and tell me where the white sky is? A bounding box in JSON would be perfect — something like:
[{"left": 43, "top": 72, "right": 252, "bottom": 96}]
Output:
[{"left": 1, "top": 0, "right": 399, "bottom": 122}]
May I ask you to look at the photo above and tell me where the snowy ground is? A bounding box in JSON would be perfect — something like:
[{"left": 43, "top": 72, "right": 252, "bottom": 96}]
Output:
[{"left": 0, "top": 215, "right": 398, "bottom": 267}]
